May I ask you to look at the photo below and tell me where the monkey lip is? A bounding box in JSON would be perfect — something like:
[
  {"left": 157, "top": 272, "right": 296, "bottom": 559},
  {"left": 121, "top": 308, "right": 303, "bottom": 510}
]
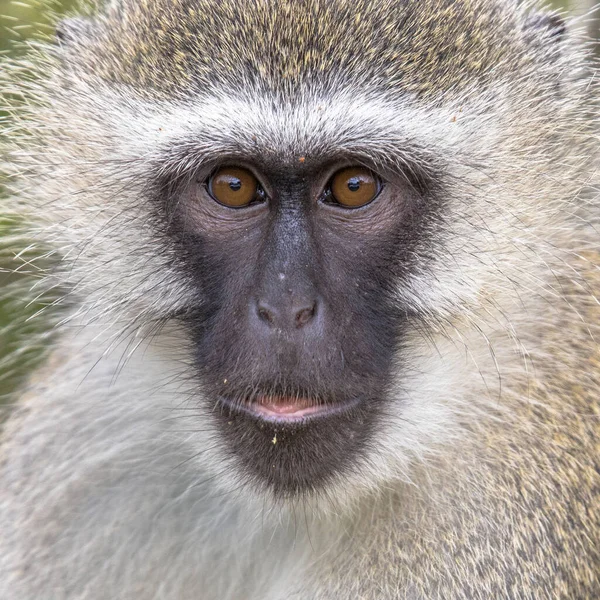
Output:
[
  {"left": 253, "top": 395, "right": 326, "bottom": 419},
  {"left": 220, "top": 394, "right": 358, "bottom": 423}
]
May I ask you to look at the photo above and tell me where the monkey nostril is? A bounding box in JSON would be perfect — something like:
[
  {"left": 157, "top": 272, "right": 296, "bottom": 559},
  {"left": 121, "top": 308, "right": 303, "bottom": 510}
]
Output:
[
  {"left": 295, "top": 303, "right": 316, "bottom": 328},
  {"left": 257, "top": 305, "right": 276, "bottom": 325},
  {"left": 255, "top": 299, "right": 318, "bottom": 330}
]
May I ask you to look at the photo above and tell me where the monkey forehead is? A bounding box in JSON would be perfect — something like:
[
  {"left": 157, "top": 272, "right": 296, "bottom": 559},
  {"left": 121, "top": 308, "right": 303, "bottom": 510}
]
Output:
[
  {"left": 105, "top": 90, "right": 472, "bottom": 176},
  {"left": 79, "top": 0, "right": 542, "bottom": 100}
]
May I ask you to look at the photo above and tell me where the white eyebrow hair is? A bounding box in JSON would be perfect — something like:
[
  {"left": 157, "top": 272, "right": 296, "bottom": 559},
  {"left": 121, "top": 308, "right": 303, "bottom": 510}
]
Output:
[{"left": 96, "top": 85, "right": 473, "bottom": 180}]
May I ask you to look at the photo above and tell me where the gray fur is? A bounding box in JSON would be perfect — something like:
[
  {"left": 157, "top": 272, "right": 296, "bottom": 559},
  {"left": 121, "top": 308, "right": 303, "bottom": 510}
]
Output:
[{"left": 1, "top": 0, "right": 599, "bottom": 598}]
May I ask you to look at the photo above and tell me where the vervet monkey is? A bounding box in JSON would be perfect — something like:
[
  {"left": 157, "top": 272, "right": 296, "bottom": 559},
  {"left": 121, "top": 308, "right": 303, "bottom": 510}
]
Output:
[{"left": 0, "top": 0, "right": 599, "bottom": 598}]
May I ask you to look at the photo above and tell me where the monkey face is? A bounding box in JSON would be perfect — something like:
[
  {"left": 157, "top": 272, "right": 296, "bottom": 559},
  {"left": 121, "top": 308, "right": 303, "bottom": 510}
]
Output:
[
  {"left": 26, "top": 0, "right": 576, "bottom": 503},
  {"left": 162, "top": 157, "right": 432, "bottom": 496}
]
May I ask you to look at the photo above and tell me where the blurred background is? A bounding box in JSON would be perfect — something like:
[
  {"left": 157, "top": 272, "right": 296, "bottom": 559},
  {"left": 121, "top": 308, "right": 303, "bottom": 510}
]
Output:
[{"left": 0, "top": 0, "right": 598, "bottom": 404}]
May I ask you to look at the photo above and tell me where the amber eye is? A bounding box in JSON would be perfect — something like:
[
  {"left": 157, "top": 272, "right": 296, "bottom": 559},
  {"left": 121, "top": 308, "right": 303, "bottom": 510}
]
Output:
[
  {"left": 208, "top": 167, "right": 262, "bottom": 208},
  {"left": 329, "top": 167, "right": 380, "bottom": 208}
]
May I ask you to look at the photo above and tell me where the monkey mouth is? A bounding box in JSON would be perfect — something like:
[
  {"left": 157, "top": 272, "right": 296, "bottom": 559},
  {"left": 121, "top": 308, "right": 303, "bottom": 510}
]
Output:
[
  {"left": 211, "top": 387, "right": 377, "bottom": 496},
  {"left": 218, "top": 394, "right": 359, "bottom": 424}
]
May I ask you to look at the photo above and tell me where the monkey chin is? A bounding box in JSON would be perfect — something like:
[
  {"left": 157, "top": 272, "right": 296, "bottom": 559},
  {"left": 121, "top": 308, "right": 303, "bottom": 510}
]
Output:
[{"left": 213, "top": 392, "right": 376, "bottom": 497}]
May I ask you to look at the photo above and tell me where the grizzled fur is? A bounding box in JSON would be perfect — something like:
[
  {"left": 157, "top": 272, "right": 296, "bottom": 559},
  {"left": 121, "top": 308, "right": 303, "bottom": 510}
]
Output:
[{"left": 1, "top": 0, "right": 599, "bottom": 598}]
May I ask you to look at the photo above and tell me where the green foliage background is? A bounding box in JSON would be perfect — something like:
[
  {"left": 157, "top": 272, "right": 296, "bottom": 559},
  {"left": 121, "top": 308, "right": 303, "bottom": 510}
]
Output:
[{"left": 0, "top": 0, "right": 588, "bottom": 403}]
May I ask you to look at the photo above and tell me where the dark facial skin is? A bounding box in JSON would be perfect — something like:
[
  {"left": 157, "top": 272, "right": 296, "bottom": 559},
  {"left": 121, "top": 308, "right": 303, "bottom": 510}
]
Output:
[{"left": 164, "top": 157, "right": 430, "bottom": 497}]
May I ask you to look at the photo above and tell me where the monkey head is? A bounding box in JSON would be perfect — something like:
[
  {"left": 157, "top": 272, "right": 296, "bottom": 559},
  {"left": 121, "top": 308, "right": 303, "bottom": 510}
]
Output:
[{"left": 13, "top": 0, "right": 588, "bottom": 501}]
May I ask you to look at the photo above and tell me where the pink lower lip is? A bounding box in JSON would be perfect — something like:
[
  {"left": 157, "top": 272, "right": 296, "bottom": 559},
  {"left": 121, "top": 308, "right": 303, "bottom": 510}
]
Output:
[
  {"left": 252, "top": 399, "right": 327, "bottom": 420},
  {"left": 219, "top": 395, "right": 360, "bottom": 423},
  {"left": 227, "top": 395, "right": 336, "bottom": 422}
]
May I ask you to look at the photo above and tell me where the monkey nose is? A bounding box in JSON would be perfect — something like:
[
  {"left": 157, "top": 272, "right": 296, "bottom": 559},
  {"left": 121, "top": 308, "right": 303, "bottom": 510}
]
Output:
[{"left": 255, "top": 298, "right": 318, "bottom": 331}]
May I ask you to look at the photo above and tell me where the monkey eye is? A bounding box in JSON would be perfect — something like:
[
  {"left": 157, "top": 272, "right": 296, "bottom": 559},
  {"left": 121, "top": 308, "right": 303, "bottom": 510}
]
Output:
[
  {"left": 208, "top": 167, "right": 265, "bottom": 208},
  {"left": 326, "top": 167, "right": 381, "bottom": 208}
]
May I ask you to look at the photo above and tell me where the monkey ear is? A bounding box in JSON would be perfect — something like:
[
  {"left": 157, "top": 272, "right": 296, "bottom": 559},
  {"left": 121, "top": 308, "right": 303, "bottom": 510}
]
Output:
[
  {"left": 55, "top": 17, "right": 95, "bottom": 46},
  {"left": 523, "top": 11, "right": 567, "bottom": 42}
]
